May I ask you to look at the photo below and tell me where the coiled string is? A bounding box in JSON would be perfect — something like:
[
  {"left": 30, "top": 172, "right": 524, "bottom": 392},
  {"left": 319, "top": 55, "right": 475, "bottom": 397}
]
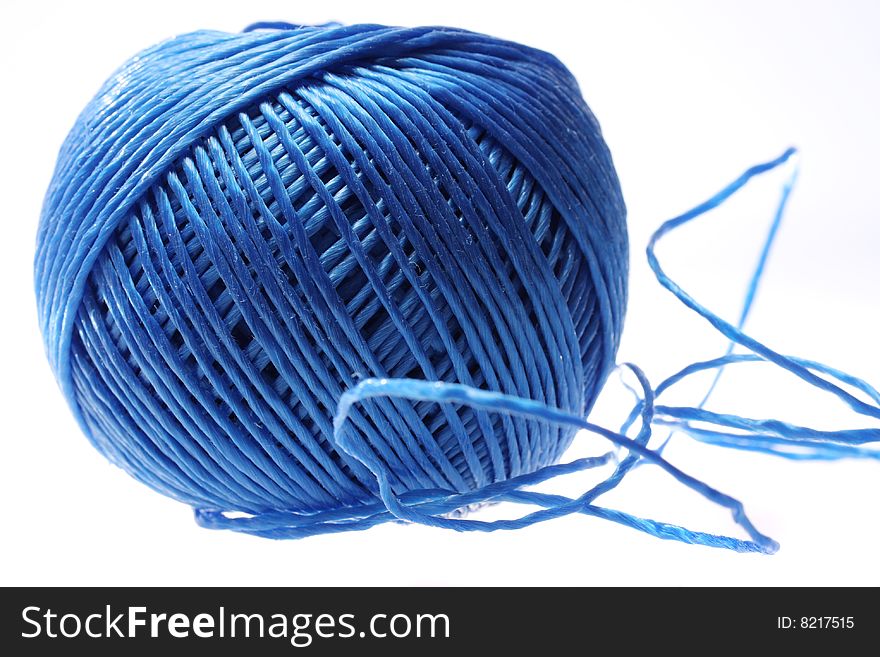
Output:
[
  {"left": 36, "top": 23, "right": 878, "bottom": 552},
  {"left": 197, "top": 147, "right": 880, "bottom": 550},
  {"left": 40, "top": 24, "right": 625, "bottom": 517}
]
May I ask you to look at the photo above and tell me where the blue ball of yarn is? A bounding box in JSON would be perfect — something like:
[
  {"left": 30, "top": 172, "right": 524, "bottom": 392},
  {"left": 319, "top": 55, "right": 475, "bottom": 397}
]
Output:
[{"left": 35, "top": 23, "right": 626, "bottom": 528}]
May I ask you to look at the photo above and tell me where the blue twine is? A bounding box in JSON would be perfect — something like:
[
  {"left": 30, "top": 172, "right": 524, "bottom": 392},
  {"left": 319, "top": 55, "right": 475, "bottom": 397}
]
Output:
[{"left": 35, "top": 23, "right": 878, "bottom": 552}]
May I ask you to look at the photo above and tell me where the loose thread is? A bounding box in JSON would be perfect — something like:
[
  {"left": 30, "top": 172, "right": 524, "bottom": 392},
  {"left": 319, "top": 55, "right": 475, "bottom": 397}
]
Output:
[{"left": 199, "top": 148, "right": 879, "bottom": 552}]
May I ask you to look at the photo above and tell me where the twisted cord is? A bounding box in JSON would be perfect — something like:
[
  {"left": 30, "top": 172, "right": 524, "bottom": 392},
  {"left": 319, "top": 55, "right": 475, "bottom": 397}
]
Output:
[{"left": 35, "top": 24, "right": 879, "bottom": 551}]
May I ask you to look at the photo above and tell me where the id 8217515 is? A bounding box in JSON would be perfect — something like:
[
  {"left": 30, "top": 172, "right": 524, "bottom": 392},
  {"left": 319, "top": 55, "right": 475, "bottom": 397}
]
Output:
[{"left": 777, "top": 617, "right": 855, "bottom": 630}]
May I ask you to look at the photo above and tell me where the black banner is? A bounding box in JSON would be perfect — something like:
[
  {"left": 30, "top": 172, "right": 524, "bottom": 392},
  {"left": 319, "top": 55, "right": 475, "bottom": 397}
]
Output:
[{"left": 0, "top": 587, "right": 872, "bottom": 654}]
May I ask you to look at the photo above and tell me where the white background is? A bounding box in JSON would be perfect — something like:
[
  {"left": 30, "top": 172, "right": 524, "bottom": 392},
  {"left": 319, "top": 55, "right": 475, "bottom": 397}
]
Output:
[{"left": 1, "top": 0, "right": 877, "bottom": 586}]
